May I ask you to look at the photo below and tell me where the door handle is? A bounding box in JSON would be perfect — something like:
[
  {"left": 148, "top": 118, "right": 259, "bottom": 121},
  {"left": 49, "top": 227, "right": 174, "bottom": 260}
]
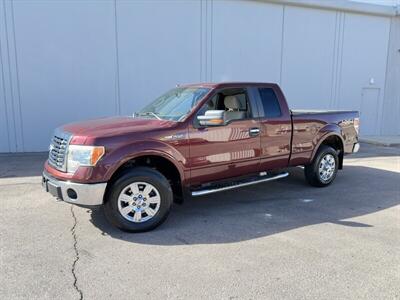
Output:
[{"left": 249, "top": 127, "right": 260, "bottom": 136}]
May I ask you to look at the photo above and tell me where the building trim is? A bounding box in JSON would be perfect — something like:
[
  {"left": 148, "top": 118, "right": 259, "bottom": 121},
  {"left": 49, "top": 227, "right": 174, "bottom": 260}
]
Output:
[{"left": 257, "top": 0, "right": 398, "bottom": 17}]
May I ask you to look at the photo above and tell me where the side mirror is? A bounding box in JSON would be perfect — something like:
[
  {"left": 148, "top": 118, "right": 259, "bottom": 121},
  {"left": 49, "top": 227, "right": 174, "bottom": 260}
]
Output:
[{"left": 197, "top": 110, "right": 225, "bottom": 126}]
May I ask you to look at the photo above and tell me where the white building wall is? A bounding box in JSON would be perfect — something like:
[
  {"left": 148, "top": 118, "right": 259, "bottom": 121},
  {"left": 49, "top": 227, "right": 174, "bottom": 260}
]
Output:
[
  {"left": 117, "top": 0, "right": 203, "bottom": 114},
  {"left": 0, "top": 0, "right": 398, "bottom": 152},
  {"left": 382, "top": 17, "right": 400, "bottom": 135},
  {"left": 211, "top": 0, "right": 283, "bottom": 83},
  {"left": 10, "top": 0, "right": 118, "bottom": 152},
  {"left": 280, "top": 6, "right": 337, "bottom": 109},
  {"left": 0, "top": 49, "right": 10, "bottom": 152},
  {"left": 338, "top": 13, "right": 391, "bottom": 135}
]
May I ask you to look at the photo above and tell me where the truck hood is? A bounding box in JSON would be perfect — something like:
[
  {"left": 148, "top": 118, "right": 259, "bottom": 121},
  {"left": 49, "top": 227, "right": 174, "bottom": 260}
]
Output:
[{"left": 61, "top": 116, "right": 176, "bottom": 137}]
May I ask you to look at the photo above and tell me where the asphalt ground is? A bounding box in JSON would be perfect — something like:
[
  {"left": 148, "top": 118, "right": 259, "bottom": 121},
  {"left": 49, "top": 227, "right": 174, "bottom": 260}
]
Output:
[{"left": 1, "top": 143, "right": 399, "bottom": 299}]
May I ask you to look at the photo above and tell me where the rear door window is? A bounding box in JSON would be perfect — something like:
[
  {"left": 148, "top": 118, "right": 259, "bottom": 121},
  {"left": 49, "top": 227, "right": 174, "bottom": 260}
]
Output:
[{"left": 258, "top": 88, "right": 282, "bottom": 118}]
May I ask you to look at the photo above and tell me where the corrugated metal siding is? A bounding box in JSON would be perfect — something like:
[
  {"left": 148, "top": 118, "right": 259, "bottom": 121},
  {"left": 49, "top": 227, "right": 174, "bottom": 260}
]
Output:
[{"left": 0, "top": 0, "right": 397, "bottom": 152}]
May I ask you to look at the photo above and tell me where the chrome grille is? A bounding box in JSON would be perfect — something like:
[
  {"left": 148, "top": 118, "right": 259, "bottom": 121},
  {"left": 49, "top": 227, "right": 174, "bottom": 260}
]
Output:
[{"left": 48, "top": 129, "right": 71, "bottom": 172}]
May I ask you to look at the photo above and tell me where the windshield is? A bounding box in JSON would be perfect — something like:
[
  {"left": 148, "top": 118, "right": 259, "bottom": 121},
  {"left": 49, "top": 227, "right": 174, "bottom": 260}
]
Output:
[{"left": 137, "top": 87, "right": 210, "bottom": 121}]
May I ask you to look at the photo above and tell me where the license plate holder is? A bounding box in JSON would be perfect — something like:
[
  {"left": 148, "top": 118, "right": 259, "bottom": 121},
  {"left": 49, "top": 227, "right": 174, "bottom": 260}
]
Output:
[{"left": 43, "top": 176, "right": 64, "bottom": 200}]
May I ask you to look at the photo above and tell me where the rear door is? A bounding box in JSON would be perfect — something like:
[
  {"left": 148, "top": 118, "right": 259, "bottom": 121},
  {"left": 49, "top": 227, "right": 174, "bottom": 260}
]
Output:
[
  {"left": 188, "top": 87, "right": 261, "bottom": 185},
  {"left": 252, "top": 85, "right": 292, "bottom": 170}
]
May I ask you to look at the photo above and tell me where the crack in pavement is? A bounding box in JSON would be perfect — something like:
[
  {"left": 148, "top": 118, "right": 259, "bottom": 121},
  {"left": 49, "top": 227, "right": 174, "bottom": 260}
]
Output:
[{"left": 70, "top": 205, "right": 84, "bottom": 300}]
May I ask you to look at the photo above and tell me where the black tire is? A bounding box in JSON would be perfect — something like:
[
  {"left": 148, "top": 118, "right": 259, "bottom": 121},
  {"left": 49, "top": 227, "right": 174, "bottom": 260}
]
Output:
[
  {"left": 304, "top": 145, "right": 339, "bottom": 187},
  {"left": 104, "top": 167, "right": 173, "bottom": 232}
]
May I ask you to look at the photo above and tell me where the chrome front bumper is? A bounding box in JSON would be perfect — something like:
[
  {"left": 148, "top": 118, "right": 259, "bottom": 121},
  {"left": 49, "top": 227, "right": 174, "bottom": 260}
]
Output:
[{"left": 42, "top": 171, "right": 107, "bottom": 206}]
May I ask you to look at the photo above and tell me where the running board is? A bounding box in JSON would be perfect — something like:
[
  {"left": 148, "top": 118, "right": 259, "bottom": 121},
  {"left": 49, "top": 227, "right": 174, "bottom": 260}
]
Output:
[{"left": 191, "top": 172, "right": 289, "bottom": 197}]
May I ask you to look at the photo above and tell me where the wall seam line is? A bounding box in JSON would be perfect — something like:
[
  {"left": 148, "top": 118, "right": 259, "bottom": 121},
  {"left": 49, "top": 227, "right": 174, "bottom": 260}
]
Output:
[
  {"left": 334, "top": 12, "right": 341, "bottom": 109},
  {"left": 330, "top": 11, "right": 338, "bottom": 109},
  {"left": 0, "top": 1, "right": 11, "bottom": 152},
  {"left": 337, "top": 12, "right": 345, "bottom": 109},
  {"left": 0, "top": 42, "right": 11, "bottom": 152},
  {"left": 113, "top": 0, "right": 121, "bottom": 115},
  {"left": 205, "top": 0, "right": 208, "bottom": 82},
  {"left": 210, "top": 0, "right": 214, "bottom": 82},
  {"left": 10, "top": 0, "right": 24, "bottom": 151},
  {"left": 3, "top": 1, "right": 17, "bottom": 151},
  {"left": 279, "top": 5, "right": 286, "bottom": 86},
  {"left": 200, "top": 0, "right": 202, "bottom": 82},
  {"left": 380, "top": 17, "right": 393, "bottom": 135}
]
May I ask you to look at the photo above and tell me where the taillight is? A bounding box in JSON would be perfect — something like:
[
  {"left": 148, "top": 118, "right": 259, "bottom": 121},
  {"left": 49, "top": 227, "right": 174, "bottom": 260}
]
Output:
[{"left": 354, "top": 117, "right": 360, "bottom": 134}]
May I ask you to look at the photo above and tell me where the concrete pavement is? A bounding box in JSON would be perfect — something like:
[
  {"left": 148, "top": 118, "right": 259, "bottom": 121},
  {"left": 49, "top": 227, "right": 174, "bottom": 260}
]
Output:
[{"left": 1, "top": 144, "right": 399, "bottom": 299}]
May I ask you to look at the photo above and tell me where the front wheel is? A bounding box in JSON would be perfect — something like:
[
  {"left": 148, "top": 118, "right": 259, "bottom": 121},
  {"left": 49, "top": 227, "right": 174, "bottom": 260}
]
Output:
[
  {"left": 104, "top": 167, "right": 173, "bottom": 232},
  {"left": 304, "top": 145, "right": 338, "bottom": 187}
]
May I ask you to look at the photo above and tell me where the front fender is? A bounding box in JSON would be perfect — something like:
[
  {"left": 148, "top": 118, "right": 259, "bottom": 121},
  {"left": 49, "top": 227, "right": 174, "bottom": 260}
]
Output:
[{"left": 101, "top": 140, "right": 187, "bottom": 182}]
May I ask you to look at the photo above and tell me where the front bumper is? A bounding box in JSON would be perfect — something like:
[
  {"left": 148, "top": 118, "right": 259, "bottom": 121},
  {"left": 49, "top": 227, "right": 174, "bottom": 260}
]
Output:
[{"left": 42, "top": 171, "right": 107, "bottom": 206}]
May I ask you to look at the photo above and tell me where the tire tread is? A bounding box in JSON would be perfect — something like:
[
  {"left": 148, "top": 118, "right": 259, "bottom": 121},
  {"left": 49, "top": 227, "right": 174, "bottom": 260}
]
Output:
[{"left": 304, "top": 145, "right": 338, "bottom": 187}]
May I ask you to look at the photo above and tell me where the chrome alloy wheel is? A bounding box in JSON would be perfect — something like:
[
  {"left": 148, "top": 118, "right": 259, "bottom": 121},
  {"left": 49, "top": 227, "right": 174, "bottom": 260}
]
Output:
[
  {"left": 117, "top": 182, "right": 161, "bottom": 223},
  {"left": 318, "top": 154, "right": 336, "bottom": 182}
]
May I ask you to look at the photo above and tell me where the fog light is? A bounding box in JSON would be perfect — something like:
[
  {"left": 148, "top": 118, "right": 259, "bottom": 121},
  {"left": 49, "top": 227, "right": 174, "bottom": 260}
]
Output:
[{"left": 67, "top": 188, "right": 78, "bottom": 199}]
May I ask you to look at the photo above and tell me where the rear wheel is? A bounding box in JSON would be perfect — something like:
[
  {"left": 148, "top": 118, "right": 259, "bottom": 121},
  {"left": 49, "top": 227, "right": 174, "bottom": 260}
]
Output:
[
  {"left": 104, "top": 167, "right": 173, "bottom": 232},
  {"left": 304, "top": 145, "right": 338, "bottom": 187}
]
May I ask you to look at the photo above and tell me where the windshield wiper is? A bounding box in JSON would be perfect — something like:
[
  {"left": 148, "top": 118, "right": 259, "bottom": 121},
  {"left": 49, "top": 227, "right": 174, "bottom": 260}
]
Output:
[{"left": 136, "top": 112, "right": 162, "bottom": 120}]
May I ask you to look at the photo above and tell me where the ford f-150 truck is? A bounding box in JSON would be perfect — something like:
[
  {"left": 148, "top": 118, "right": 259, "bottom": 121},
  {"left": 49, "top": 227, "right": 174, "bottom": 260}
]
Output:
[{"left": 42, "top": 82, "right": 360, "bottom": 232}]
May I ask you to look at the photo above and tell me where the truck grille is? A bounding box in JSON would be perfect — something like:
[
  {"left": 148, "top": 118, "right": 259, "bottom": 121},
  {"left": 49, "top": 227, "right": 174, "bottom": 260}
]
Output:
[{"left": 48, "top": 130, "right": 71, "bottom": 172}]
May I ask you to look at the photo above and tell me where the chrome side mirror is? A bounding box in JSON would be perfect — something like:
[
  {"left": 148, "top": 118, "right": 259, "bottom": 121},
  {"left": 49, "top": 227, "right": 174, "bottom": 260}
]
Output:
[{"left": 197, "top": 110, "right": 225, "bottom": 126}]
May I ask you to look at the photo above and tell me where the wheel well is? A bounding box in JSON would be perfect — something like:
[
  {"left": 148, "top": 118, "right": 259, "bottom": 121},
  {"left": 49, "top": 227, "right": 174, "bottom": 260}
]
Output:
[
  {"left": 320, "top": 135, "right": 344, "bottom": 169},
  {"left": 107, "top": 155, "right": 183, "bottom": 203}
]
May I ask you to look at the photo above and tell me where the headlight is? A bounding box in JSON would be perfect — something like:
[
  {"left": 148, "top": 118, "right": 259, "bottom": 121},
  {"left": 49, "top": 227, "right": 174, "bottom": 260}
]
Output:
[{"left": 66, "top": 145, "right": 105, "bottom": 173}]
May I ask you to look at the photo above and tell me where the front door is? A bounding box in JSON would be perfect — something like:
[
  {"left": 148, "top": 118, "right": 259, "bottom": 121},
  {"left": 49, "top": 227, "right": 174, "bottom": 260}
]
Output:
[{"left": 188, "top": 87, "right": 261, "bottom": 186}]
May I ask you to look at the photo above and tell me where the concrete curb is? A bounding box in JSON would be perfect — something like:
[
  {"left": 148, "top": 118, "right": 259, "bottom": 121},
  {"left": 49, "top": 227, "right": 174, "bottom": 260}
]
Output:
[
  {"left": 359, "top": 137, "right": 400, "bottom": 147},
  {"left": 0, "top": 152, "right": 48, "bottom": 157}
]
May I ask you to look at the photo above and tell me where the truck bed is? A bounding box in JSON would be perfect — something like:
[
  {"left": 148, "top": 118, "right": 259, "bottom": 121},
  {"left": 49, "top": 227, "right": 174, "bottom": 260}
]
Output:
[
  {"left": 291, "top": 109, "right": 357, "bottom": 115},
  {"left": 290, "top": 109, "right": 359, "bottom": 158}
]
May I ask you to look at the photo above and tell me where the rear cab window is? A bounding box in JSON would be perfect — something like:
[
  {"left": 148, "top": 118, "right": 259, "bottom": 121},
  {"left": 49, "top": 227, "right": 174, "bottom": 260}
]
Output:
[{"left": 258, "top": 88, "right": 282, "bottom": 118}]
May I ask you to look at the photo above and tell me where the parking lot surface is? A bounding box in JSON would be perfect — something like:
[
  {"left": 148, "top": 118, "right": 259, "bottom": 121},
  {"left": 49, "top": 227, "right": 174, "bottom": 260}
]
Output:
[{"left": 1, "top": 144, "right": 399, "bottom": 299}]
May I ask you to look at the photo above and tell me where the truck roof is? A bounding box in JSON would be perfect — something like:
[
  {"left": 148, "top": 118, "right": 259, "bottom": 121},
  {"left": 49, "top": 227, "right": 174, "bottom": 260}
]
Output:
[{"left": 179, "top": 82, "right": 279, "bottom": 89}]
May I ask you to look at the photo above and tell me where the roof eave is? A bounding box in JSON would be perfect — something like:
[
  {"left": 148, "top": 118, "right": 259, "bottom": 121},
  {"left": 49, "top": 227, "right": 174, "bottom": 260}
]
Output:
[{"left": 259, "top": 0, "right": 398, "bottom": 17}]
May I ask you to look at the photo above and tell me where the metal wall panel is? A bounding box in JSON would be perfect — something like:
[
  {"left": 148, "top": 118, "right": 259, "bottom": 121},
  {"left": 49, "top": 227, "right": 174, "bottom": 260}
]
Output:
[
  {"left": 0, "top": 0, "right": 21, "bottom": 152},
  {"left": 281, "top": 6, "right": 337, "bottom": 109},
  {"left": 0, "top": 51, "right": 10, "bottom": 152},
  {"left": 116, "top": 0, "right": 202, "bottom": 115},
  {"left": 381, "top": 17, "right": 400, "bottom": 135},
  {"left": 338, "top": 13, "right": 390, "bottom": 135},
  {"left": 0, "top": 0, "right": 396, "bottom": 152},
  {"left": 211, "top": 0, "right": 283, "bottom": 83},
  {"left": 11, "top": 0, "right": 117, "bottom": 151}
]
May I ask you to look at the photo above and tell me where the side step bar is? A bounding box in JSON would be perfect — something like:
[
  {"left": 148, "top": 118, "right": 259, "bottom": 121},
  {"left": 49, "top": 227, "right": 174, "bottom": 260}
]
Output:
[{"left": 191, "top": 172, "right": 289, "bottom": 197}]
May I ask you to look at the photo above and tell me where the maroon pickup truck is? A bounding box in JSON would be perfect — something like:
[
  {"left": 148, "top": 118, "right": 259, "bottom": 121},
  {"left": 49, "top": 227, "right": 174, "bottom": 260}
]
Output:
[{"left": 42, "top": 82, "right": 360, "bottom": 232}]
